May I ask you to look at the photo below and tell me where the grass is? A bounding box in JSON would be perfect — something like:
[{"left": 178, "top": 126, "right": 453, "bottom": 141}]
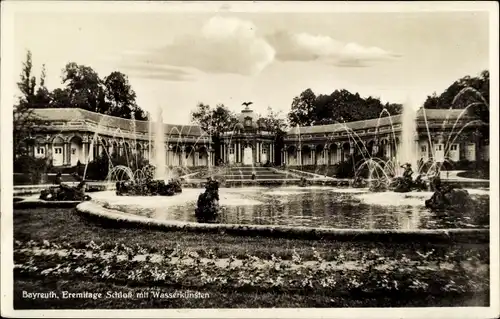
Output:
[
  {"left": 13, "top": 207, "right": 490, "bottom": 308},
  {"left": 14, "top": 208, "right": 488, "bottom": 261}
]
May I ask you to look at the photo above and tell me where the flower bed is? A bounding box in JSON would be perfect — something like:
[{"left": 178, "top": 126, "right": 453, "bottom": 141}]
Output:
[
  {"left": 14, "top": 239, "right": 489, "bottom": 303},
  {"left": 13, "top": 207, "right": 490, "bottom": 308}
]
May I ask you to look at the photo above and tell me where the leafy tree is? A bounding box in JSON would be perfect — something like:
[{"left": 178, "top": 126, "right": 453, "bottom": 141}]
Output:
[
  {"left": 423, "top": 70, "right": 489, "bottom": 121},
  {"left": 13, "top": 50, "right": 40, "bottom": 156},
  {"left": 59, "top": 62, "right": 148, "bottom": 120},
  {"left": 62, "top": 62, "right": 106, "bottom": 112},
  {"left": 190, "top": 103, "right": 238, "bottom": 164},
  {"left": 288, "top": 88, "right": 402, "bottom": 127},
  {"left": 103, "top": 71, "right": 148, "bottom": 120},
  {"left": 257, "top": 107, "right": 288, "bottom": 164},
  {"left": 422, "top": 70, "right": 489, "bottom": 142},
  {"left": 32, "top": 64, "right": 52, "bottom": 108},
  {"left": 288, "top": 88, "right": 316, "bottom": 127},
  {"left": 50, "top": 88, "right": 72, "bottom": 108}
]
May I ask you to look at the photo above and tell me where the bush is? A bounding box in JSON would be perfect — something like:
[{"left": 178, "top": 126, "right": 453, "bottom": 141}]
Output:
[
  {"left": 84, "top": 155, "right": 110, "bottom": 181},
  {"left": 13, "top": 155, "right": 50, "bottom": 184},
  {"left": 335, "top": 155, "right": 368, "bottom": 179},
  {"left": 82, "top": 154, "right": 151, "bottom": 181}
]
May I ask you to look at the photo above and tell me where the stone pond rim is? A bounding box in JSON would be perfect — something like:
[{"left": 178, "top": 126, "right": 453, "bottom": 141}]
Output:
[{"left": 75, "top": 201, "right": 489, "bottom": 244}]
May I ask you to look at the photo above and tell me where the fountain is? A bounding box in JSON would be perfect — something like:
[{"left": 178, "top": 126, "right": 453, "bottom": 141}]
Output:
[
  {"left": 396, "top": 97, "right": 419, "bottom": 176},
  {"left": 32, "top": 85, "right": 484, "bottom": 231},
  {"left": 153, "top": 106, "right": 167, "bottom": 181}
]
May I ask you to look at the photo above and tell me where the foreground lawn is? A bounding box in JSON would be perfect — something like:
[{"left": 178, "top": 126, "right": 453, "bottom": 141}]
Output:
[{"left": 13, "top": 208, "right": 490, "bottom": 308}]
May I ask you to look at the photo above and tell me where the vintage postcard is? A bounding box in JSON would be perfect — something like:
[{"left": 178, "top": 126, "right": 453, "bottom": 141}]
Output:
[{"left": 1, "top": 1, "right": 499, "bottom": 318}]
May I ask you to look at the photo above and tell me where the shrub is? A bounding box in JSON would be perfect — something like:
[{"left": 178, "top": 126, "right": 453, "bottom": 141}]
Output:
[
  {"left": 335, "top": 155, "right": 368, "bottom": 179},
  {"left": 13, "top": 155, "right": 50, "bottom": 184},
  {"left": 84, "top": 155, "right": 110, "bottom": 180}
]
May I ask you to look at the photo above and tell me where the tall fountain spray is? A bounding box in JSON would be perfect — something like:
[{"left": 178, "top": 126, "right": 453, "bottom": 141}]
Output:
[
  {"left": 397, "top": 97, "right": 419, "bottom": 175},
  {"left": 153, "top": 105, "right": 167, "bottom": 180}
]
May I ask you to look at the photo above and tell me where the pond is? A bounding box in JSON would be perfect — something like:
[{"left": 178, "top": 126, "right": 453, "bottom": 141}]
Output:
[{"left": 90, "top": 186, "right": 490, "bottom": 230}]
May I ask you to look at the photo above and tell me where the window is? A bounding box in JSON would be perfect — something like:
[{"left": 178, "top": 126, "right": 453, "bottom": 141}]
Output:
[
  {"left": 72, "top": 148, "right": 76, "bottom": 155},
  {"left": 262, "top": 148, "right": 267, "bottom": 154},
  {"left": 245, "top": 119, "right": 252, "bottom": 126},
  {"left": 54, "top": 148, "right": 62, "bottom": 154},
  {"left": 450, "top": 144, "right": 458, "bottom": 151},
  {"left": 436, "top": 145, "right": 443, "bottom": 151},
  {"left": 36, "top": 147, "right": 45, "bottom": 155},
  {"left": 229, "top": 148, "right": 235, "bottom": 154},
  {"left": 421, "top": 145, "right": 427, "bottom": 153}
]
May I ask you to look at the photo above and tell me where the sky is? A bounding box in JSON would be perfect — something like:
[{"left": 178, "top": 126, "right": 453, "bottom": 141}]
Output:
[{"left": 11, "top": 3, "right": 491, "bottom": 125}]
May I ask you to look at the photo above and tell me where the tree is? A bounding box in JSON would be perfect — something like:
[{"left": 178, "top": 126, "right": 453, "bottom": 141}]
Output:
[
  {"left": 257, "top": 107, "right": 288, "bottom": 164},
  {"left": 13, "top": 50, "right": 39, "bottom": 156},
  {"left": 288, "top": 88, "right": 316, "bottom": 127},
  {"left": 257, "top": 106, "right": 287, "bottom": 134},
  {"left": 31, "top": 64, "right": 52, "bottom": 108},
  {"left": 422, "top": 70, "right": 489, "bottom": 136},
  {"left": 190, "top": 103, "right": 238, "bottom": 164},
  {"left": 62, "top": 62, "right": 106, "bottom": 113},
  {"left": 423, "top": 70, "right": 489, "bottom": 111},
  {"left": 50, "top": 88, "right": 72, "bottom": 108},
  {"left": 288, "top": 88, "right": 402, "bottom": 127},
  {"left": 59, "top": 62, "right": 148, "bottom": 120},
  {"left": 103, "top": 71, "right": 147, "bottom": 120}
]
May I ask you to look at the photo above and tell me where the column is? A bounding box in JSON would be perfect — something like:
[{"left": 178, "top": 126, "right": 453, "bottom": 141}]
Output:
[
  {"left": 64, "top": 142, "right": 70, "bottom": 165},
  {"left": 181, "top": 145, "right": 186, "bottom": 167},
  {"left": 194, "top": 151, "right": 199, "bottom": 166},
  {"left": 82, "top": 142, "right": 88, "bottom": 164},
  {"left": 311, "top": 147, "right": 316, "bottom": 165},
  {"left": 89, "top": 140, "right": 94, "bottom": 162},
  {"left": 257, "top": 142, "right": 261, "bottom": 163},
  {"left": 297, "top": 147, "right": 302, "bottom": 166},
  {"left": 270, "top": 144, "right": 274, "bottom": 164},
  {"left": 45, "top": 141, "right": 52, "bottom": 164},
  {"left": 238, "top": 142, "right": 241, "bottom": 163}
]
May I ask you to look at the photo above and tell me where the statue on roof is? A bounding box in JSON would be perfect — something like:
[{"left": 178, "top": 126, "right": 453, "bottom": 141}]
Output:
[{"left": 242, "top": 101, "right": 253, "bottom": 110}]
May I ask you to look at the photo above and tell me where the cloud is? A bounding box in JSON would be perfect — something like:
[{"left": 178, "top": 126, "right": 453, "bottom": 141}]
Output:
[
  {"left": 122, "top": 16, "right": 275, "bottom": 76},
  {"left": 119, "top": 62, "right": 195, "bottom": 82},
  {"left": 266, "top": 31, "right": 401, "bottom": 67}
]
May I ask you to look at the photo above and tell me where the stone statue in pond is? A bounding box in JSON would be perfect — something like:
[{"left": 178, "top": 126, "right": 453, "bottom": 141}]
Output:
[
  {"left": 195, "top": 177, "right": 220, "bottom": 223},
  {"left": 425, "top": 177, "right": 473, "bottom": 211},
  {"left": 385, "top": 163, "right": 427, "bottom": 193},
  {"left": 351, "top": 176, "right": 368, "bottom": 188},
  {"left": 39, "top": 180, "right": 91, "bottom": 201}
]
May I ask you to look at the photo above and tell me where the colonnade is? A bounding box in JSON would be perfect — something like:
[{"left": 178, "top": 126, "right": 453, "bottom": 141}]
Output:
[{"left": 220, "top": 141, "right": 275, "bottom": 165}]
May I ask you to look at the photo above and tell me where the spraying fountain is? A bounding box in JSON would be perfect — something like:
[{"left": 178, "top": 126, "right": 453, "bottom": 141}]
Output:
[{"left": 153, "top": 106, "right": 167, "bottom": 181}]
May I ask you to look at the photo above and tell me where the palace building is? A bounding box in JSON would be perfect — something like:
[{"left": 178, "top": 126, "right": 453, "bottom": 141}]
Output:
[{"left": 24, "top": 105, "right": 489, "bottom": 168}]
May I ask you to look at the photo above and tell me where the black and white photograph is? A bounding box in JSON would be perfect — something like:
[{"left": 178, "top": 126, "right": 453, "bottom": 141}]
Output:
[{"left": 1, "top": 1, "right": 498, "bottom": 318}]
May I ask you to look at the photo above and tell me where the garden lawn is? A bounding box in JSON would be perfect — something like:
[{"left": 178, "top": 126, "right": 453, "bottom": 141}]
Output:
[{"left": 13, "top": 207, "right": 490, "bottom": 309}]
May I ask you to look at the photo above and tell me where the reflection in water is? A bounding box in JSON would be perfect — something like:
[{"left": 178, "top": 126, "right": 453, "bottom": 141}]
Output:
[{"left": 108, "top": 188, "right": 489, "bottom": 230}]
